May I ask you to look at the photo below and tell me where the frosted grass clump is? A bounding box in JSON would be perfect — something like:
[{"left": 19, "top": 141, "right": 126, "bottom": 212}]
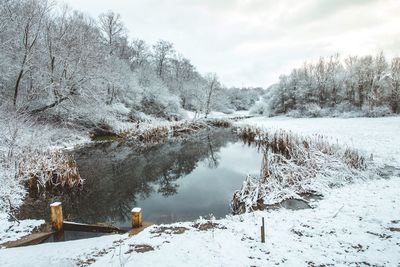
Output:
[{"left": 232, "top": 128, "right": 374, "bottom": 214}]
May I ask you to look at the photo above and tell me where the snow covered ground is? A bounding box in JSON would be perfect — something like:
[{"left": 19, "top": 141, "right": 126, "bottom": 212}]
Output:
[
  {"left": 237, "top": 116, "right": 400, "bottom": 166},
  {"left": 1, "top": 176, "right": 399, "bottom": 266},
  {"left": 0, "top": 116, "right": 399, "bottom": 266},
  {"left": 0, "top": 216, "right": 44, "bottom": 245},
  {"left": 185, "top": 110, "right": 251, "bottom": 120}
]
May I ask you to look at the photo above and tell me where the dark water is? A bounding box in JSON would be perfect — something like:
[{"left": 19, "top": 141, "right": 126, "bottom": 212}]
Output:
[
  {"left": 18, "top": 128, "right": 262, "bottom": 228},
  {"left": 44, "top": 230, "right": 106, "bottom": 242}
]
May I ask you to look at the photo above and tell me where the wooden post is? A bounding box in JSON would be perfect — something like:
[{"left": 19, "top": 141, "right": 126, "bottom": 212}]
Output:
[
  {"left": 131, "top": 207, "right": 142, "bottom": 228},
  {"left": 261, "top": 217, "right": 265, "bottom": 243},
  {"left": 50, "top": 202, "right": 63, "bottom": 231}
]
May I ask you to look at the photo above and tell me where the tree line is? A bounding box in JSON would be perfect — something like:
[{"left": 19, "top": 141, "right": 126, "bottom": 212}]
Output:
[
  {"left": 0, "top": 0, "right": 262, "bottom": 126},
  {"left": 256, "top": 53, "right": 400, "bottom": 117}
]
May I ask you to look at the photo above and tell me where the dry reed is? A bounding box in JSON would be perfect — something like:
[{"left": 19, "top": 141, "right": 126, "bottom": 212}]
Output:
[
  {"left": 232, "top": 127, "right": 370, "bottom": 214},
  {"left": 17, "top": 150, "right": 83, "bottom": 191}
]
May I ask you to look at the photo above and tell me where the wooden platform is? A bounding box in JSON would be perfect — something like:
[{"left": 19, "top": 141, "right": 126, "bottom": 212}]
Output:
[
  {"left": 63, "top": 221, "right": 126, "bottom": 233},
  {"left": 1, "top": 231, "right": 55, "bottom": 249},
  {"left": 128, "top": 222, "right": 153, "bottom": 236},
  {"left": 0, "top": 221, "right": 153, "bottom": 249}
]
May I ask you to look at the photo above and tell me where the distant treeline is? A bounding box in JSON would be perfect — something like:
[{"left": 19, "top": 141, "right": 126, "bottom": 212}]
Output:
[{"left": 253, "top": 53, "right": 400, "bottom": 117}]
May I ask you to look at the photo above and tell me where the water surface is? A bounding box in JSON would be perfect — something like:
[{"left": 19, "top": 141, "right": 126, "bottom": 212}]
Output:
[{"left": 18, "top": 128, "right": 262, "bottom": 227}]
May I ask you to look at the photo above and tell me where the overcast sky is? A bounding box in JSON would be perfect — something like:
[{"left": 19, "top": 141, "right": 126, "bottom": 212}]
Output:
[{"left": 61, "top": 0, "right": 400, "bottom": 88}]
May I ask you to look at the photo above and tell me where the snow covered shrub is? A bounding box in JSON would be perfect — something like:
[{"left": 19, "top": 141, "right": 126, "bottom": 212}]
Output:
[
  {"left": 139, "top": 81, "right": 184, "bottom": 120},
  {"left": 334, "top": 102, "right": 357, "bottom": 113},
  {"left": 299, "top": 103, "right": 322, "bottom": 117},
  {"left": 0, "top": 164, "right": 26, "bottom": 218},
  {"left": 232, "top": 128, "right": 371, "bottom": 214},
  {"left": 139, "top": 126, "right": 169, "bottom": 142},
  {"left": 89, "top": 120, "right": 121, "bottom": 141},
  {"left": 362, "top": 106, "right": 393, "bottom": 117},
  {"left": 221, "top": 108, "right": 235, "bottom": 115},
  {"left": 286, "top": 109, "right": 303, "bottom": 118},
  {"left": 111, "top": 103, "right": 131, "bottom": 116},
  {"left": 208, "top": 119, "right": 232, "bottom": 128},
  {"left": 249, "top": 101, "right": 271, "bottom": 116}
]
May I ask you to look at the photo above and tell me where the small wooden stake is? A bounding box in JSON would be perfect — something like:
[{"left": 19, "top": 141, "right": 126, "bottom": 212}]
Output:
[
  {"left": 261, "top": 217, "right": 265, "bottom": 243},
  {"left": 50, "top": 202, "right": 63, "bottom": 231},
  {"left": 131, "top": 207, "right": 142, "bottom": 228}
]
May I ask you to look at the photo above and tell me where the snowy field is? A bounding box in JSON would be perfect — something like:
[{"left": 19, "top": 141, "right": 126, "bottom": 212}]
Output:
[
  {"left": 237, "top": 116, "right": 400, "bottom": 167},
  {"left": 0, "top": 116, "right": 399, "bottom": 266}
]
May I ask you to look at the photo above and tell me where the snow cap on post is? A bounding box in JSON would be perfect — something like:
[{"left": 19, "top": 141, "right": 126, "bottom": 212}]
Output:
[{"left": 131, "top": 207, "right": 142, "bottom": 228}]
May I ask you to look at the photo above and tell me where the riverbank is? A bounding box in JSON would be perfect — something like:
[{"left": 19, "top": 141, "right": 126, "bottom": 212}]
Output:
[
  {"left": 1, "top": 116, "right": 399, "bottom": 266},
  {"left": 0, "top": 111, "right": 251, "bottom": 244},
  {"left": 0, "top": 174, "right": 399, "bottom": 266}
]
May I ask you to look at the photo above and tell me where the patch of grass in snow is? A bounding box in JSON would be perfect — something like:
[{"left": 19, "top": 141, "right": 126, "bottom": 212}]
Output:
[
  {"left": 2, "top": 148, "right": 82, "bottom": 222},
  {"left": 12, "top": 150, "right": 83, "bottom": 197},
  {"left": 92, "top": 119, "right": 233, "bottom": 143},
  {"left": 232, "top": 127, "right": 372, "bottom": 214}
]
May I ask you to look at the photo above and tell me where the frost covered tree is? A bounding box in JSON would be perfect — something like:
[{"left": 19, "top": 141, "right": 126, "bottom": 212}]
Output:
[
  {"left": 98, "top": 11, "right": 125, "bottom": 55},
  {"left": 152, "top": 40, "right": 175, "bottom": 80},
  {"left": 204, "top": 73, "right": 220, "bottom": 118},
  {"left": 258, "top": 53, "right": 400, "bottom": 117},
  {"left": 223, "top": 87, "right": 262, "bottom": 111},
  {"left": 0, "top": 0, "right": 258, "bottom": 126},
  {"left": 129, "top": 38, "right": 150, "bottom": 70},
  {"left": 390, "top": 57, "right": 400, "bottom": 113},
  {"left": 8, "top": 0, "right": 52, "bottom": 107}
]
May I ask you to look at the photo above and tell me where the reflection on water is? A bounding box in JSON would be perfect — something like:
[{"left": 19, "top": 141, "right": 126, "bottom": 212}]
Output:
[{"left": 18, "top": 128, "right": 262, "bottom": 227}]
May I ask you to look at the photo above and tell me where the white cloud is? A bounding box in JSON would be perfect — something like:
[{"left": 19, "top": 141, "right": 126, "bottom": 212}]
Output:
[{"left": 61, "top": 0, "right": 400, "bottom": 87}]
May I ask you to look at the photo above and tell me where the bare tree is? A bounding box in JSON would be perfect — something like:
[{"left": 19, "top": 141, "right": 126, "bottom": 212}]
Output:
[
  {"left": 152, "top": 40, "right": 174, "bottom": 80},
  {"left": 390, "top": 57, "right": 400, "bottom": 113},
  {"left": 98, "top": 11, "right": 124, "bottom": 55},
  {"left": 129, "top": 39, "right": 150, "bottom": 70},
  {"left": 204, "top": 73, "right": 220, "bottom": 118},
  {"left": 12, "top": 0, "right": 52, "bottom": 107}
]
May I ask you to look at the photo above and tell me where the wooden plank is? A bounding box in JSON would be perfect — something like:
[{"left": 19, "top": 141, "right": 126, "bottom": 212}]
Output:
[
  {"left": 1, "top": 231, "right": 54, "bottom": 248},
  {"left": 63, "top": 221, "right": 126, "bottom": 233},
  {"left": 128, "top": 222, "right": 153, "bottom": 236}
]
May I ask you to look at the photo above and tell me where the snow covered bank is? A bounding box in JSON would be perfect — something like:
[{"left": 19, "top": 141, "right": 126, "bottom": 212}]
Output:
[
  {"left": 0, "top": 116, "right": 398, "bottom": 266},
  {"left": 233, "top": 128, "right": 372, "bottom": 213},
  {"left": 0, "top": 115, "right": 235, "bottom": 243},
  {"left": 237, "top": 116, "right": 400, "bottom": 166},
  {"left": 0, "top": 215, "right": 44, "bottom": 245},
  {"left": 94, "top": 176, "right": 400, "bottom": 267},
  {"left": 0, "top": 176, "right": 399, "bottom": 266},
  {"left": 0, "top": 114, "right": 90, "bottom": 244}
]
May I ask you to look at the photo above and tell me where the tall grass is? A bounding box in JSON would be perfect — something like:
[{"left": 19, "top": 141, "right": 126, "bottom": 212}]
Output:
[
  {"left": 18, "top": 150, "right": 83, "bottom": 191},
  {"left": 232, "top": 127, "right": 371, "bottom": 214},
  {"left": 122, "top": 119, "right": 232, "bottom": 142}
]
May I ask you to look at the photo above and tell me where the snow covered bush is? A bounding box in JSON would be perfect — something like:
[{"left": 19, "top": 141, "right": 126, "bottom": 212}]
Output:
[
  {"left": 232, "top": 128, "right": 372, "bottom": 214},
  {"left": 139, "top": 80, "right": 184, "bottom": 120},
  {"left": 0, "top": 165, "right": 26, "bottom": 219},
  {"left": 225, "top": 87, "right": 263, "bottom": 111},
  {"left": 220, "top": 108, "right": 235, "bottom": 115},
  {"left": 0, "top": 110, "right": 84, "bottom": 221},
  {"left": 249, "top": 101, "right": 271, "bottom": 116},
  {"left": 362, "top": 106, "right": 393, "bottom": 117},
  {"left": 301, "top": 103, "right": 322, "bottom": 117}
]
